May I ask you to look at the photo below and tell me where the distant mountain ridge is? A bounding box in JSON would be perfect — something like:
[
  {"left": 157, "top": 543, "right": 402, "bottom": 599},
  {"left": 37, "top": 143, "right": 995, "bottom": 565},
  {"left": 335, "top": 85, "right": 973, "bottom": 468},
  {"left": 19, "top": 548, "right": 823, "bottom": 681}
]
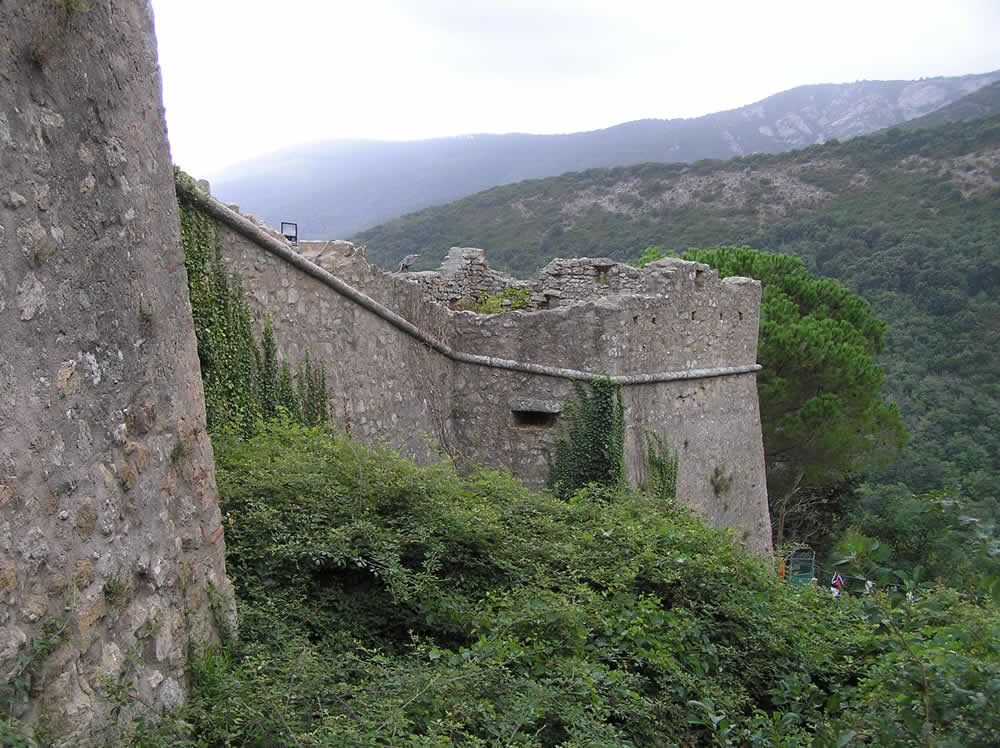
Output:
[
  {"left": 897, "top": 79, "right": 1000, "bottom": 130},
  {"left": 211, "top": 71, "right": 1000, "bottom": 238}
]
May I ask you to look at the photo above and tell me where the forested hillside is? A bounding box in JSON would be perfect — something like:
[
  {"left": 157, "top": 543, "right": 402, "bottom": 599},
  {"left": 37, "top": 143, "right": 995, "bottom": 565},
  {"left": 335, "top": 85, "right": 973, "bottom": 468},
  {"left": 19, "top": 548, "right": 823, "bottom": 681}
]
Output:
[
  {"left": 211, "top": 72, "right": 998, "bottom": 238},
  {"left": 355, "top": 116, "right": 1000, "bottom": 507}
]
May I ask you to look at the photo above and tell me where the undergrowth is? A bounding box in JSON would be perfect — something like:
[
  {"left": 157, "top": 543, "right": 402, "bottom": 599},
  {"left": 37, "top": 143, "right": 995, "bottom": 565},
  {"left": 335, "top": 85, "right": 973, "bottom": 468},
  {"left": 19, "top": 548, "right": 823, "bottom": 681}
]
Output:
[{"left": 94, "top": 421, "right": 1000, "bottom": 746}]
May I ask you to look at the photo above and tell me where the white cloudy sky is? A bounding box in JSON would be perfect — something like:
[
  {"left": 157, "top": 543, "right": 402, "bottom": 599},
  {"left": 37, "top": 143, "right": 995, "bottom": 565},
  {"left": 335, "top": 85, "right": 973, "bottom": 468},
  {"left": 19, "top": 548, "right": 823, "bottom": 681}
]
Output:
[{"left": 150, "top": 0, "right": 1000, "bottom": 178}]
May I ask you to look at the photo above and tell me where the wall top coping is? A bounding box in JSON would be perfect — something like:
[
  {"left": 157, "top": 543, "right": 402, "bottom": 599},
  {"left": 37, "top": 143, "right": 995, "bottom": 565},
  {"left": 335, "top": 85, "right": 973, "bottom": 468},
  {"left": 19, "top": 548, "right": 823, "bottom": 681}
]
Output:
[{"left": 179, "top": 176, "right": 762, "bottom": 385}]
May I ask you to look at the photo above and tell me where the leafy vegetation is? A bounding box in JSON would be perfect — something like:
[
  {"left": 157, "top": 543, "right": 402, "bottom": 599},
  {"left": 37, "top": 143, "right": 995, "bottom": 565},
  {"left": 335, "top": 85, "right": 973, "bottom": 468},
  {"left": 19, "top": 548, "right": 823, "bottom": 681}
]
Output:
[
  {"left": 549, "top": 378, "right": 626, "bottom": 498},
  {"left": 474, "top": 285, "right": 532, "bottom": 314},
  {"left": 176, "top": 169, "right": 329, "bottom": 434},
  {"left": 838, "top": 485, "right": 1000, "bottom": 598},
  {"left": 89, "top": 423, "right": 1000, "bottom": 746},
  {"left": 642, "top": 431, "right": 678, "bottom": 504},
  {"left": 1, "top": 607, "right": 71, "bottom": 731}
]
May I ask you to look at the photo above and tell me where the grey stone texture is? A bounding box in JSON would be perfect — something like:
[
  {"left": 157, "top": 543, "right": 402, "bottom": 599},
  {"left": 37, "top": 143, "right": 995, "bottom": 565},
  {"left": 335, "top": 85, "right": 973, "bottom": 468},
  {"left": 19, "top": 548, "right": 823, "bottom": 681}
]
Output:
[
  {"left": 219, "top": 221, "right": 455, "bottom": 465},
  {"left": 200, "top": 201, "right": 772, "bottom": 554},
  {"left": 0, "top": 2, "right": 233, "bottom": 742},
  {"left": 402, "top": 247, "right": 530, "bottom": 309}
]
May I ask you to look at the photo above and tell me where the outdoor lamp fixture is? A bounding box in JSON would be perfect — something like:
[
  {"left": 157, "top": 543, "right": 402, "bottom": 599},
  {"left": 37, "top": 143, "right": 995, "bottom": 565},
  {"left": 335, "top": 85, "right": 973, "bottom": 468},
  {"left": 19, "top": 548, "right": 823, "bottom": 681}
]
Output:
[{"left": 281, "top": 221, "right": 298, "bottom": 246}]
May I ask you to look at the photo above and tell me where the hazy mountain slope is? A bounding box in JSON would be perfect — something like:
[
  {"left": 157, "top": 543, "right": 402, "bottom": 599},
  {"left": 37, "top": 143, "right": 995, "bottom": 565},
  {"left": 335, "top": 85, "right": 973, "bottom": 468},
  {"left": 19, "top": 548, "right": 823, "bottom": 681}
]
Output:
[
  {"left": 897, "top": 79, "right": 1000, "bottom": 130},
  {"left": 354, "top": 116, "right": 1000, "bottom": 502},
  {"left": 211, "top": 71, "right": 999, "bottom": 238}
]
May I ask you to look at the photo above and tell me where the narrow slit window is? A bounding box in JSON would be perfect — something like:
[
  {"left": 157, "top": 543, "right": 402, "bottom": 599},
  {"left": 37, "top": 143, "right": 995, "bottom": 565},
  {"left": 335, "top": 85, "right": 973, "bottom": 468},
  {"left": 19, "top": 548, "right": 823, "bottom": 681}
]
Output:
[
  {"left": 510, "top": 398, "right": 562, "bottom": 428},
  {"left": 512, "top": 410, "right": 557, "bottom": 428}
]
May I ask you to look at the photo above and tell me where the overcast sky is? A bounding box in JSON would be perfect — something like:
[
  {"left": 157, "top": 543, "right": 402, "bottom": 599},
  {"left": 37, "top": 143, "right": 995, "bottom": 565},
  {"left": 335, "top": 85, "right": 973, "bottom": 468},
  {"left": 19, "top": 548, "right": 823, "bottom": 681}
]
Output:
[{"left": 149, "top": 0, "right": 1000, "bottom": 178}]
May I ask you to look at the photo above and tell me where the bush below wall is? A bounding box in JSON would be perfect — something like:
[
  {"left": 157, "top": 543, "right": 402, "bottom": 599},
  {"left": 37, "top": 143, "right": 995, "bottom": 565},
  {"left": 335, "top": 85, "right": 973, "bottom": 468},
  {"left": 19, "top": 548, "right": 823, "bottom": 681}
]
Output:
[{"left": 97, "top": 422, "right": 1000, "bottom": 746}]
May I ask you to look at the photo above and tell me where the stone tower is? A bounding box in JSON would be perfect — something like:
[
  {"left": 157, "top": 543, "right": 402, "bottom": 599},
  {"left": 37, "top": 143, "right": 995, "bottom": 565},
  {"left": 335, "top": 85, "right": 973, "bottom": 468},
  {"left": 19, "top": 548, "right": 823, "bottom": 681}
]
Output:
[{"left": 0, "top": 1, "right": 233, "bottom": 741}]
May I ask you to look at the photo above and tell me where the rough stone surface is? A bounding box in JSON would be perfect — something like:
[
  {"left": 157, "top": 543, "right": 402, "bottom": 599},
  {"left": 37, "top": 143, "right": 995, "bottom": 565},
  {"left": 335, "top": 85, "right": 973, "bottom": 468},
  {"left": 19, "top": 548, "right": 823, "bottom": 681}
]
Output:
[
  {"left": 220, "top": 226, "right": 455, "bottom": 463},
  {"left": 206, "top": 203, "right": 771, "bottom": 552},
  {"left": 397, "top": 247, "right": 646, "bottom": 311},
  {"left": 0, "top": 2, "right": 233, "bottom": 743},
  {"left": 445, "top": 259, "right": 770, "bottom": 549},
  {"left": 532, "top": 256, "right": 645, "bottom": 305},
  {"left": 406, "top": 247, "right": 529, "bottom": 308}
]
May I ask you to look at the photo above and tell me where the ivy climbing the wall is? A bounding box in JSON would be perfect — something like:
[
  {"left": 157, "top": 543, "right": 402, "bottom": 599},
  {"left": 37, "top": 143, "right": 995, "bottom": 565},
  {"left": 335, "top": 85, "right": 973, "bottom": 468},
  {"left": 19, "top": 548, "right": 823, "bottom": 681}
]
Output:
[
  {"left": 175, "top": 168, "right": 329, "bottom": 434},
  {"left": 643, "top": 431, "right": 678, "bottom": 503},
  {"left": 549, "top": 377, "right": 626, "bottom": 498},
  {"left": 295, "top": 350, "right": 329, "bottom": 427}
]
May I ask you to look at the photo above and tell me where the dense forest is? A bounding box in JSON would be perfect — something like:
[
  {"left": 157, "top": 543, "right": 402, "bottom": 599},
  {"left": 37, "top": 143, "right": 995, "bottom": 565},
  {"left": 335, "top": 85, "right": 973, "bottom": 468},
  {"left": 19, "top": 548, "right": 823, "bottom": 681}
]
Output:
[{"left": 354, "top": 115, "right": 1000, "bottom": 547}]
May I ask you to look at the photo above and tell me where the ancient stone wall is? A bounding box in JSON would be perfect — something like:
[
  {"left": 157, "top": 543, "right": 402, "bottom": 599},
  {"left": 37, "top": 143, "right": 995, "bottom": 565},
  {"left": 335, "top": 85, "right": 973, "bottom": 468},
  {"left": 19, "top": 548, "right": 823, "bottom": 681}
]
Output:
[
  {"left": 189, "top": 192, "right": 771, "bottom": 553},
  {"left": 446, "top": 262, "right": 770, "bottom": 550},
  {"left": 215, "top": 214, "right": 454, "bottom": 463},
  {"left": 401, "top": 248, "right": 646, "bottom": 311},
  {"left": 402, "top": 247, "right": 528, "bottom": 309},
  {"left": 0, "top": 2, "right": 233, "bottom": 742},
  {"left": 533, "top": 256, "right": 645, "bottom": 305}
]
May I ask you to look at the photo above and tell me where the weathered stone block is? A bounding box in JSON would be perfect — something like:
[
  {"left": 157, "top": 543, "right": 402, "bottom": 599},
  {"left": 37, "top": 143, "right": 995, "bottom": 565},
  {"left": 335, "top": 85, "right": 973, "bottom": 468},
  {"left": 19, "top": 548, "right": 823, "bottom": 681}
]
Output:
[
  {"left": 72, "top": 559, "right": 95, "bottom": 590},
  {"left": 72, "top": 496, "right": 97, "bottom": 540}
]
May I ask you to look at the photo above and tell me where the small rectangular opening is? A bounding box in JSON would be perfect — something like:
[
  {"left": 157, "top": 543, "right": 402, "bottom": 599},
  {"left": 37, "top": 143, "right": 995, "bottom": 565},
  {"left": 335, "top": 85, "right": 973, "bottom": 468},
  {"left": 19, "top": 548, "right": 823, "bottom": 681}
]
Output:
[{"left": 512, "top": 410, "right": 557, "bottom": 428}]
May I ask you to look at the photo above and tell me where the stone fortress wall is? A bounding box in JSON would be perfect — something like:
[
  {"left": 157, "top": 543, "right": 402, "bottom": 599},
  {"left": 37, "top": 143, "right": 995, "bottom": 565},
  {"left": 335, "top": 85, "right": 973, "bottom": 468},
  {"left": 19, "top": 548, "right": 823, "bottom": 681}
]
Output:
[
  {"left": 0, "top": 1, "right": 769, "bottom": 740},
  {"left": 190, "top": 189, "right": 773, "bottom": 553},
  {"left": 0, "top": 1, "right": 233, "bottom": 743}
]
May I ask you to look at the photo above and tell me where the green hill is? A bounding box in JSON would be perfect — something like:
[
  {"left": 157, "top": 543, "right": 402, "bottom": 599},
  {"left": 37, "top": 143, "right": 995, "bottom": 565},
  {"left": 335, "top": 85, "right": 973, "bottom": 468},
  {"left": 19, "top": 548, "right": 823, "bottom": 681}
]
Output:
[{"left": 354, "top": 116, "right": 1000, "bottom": 501}]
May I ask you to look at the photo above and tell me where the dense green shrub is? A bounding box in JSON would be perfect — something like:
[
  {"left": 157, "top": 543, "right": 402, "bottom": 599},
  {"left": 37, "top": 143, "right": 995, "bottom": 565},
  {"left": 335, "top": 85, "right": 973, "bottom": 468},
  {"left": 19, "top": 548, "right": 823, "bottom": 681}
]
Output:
[
  {"left": 85, "top": 422, "right": 1000, "bottom": 746},
  {"left": 475, "top": 285, "right": 532, "bottom": 313},
  {"left": 194, "top": 422, "right": 866, "bottom": 745},
  {"left": 838, "top": 483, "right": 1000, "bottom": 597}
]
